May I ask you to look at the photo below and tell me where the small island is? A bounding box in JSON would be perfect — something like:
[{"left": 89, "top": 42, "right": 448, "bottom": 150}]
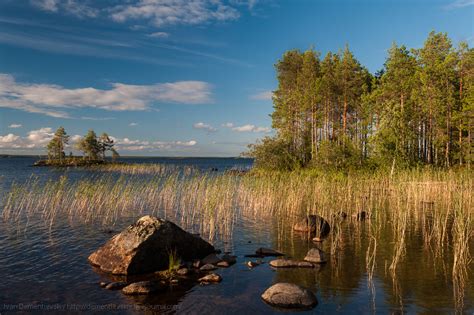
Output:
[{"left": 33, "top": 127, "right": 120, "bottom": 167}]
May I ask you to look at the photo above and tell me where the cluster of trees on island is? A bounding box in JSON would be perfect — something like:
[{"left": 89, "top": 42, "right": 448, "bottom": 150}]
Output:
[
  {"left": 46, "top": 127, "right": 119, "bottom": 165},
  {"left": 248, "top": 31, "right": 473, "bottom": 170}
]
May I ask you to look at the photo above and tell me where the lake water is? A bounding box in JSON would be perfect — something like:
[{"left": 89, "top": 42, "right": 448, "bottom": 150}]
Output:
[{"left": 0, "top": 156, "right": 472, "bottom": 314}]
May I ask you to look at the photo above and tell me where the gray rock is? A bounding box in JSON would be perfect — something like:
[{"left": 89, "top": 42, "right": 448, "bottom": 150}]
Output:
[
  {"left": 261, "top": 283, "right": 318, "bottom": 309},
  {"left": 200, "top": 263, "right": 217, "bottom": 271},
  {"left": 88, "top": 216, "right": 215, "bottom": 275},
  {"left": 217, "top": 261, "right": 230, "bottom": 268},
  {"left": 221, "top": 254, "right": 237, "bottom": 265},
  {"left": 201, "top": 253, "right": 222, "bottom": 265},
  {"left": 269, "top": 259, "right": 314, "bottom": 268},
  {"left": 293, "top": 215, "right": 331, "bottom": 239},
  {"left": 105, "top": 281, "right": 128, "bottom": 290},
  {"left": 199, "top": 273, "right": 222, "bottom": 283},
  {"left": 122, "top": 281, "right": 165, "bottom": 295},
  {"left": 304, "top": 248, "right": 327, "bottom": 264},
  {"left": 255, "top": 247, "right": 284, "bottom": 257},
  {"left": 176, "top": 267, "right": 191, "bottom": 276}
]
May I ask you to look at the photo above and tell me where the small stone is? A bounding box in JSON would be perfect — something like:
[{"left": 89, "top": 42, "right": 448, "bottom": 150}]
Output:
[
  {"left": 122, "top": 281, "right": 164, "bottom": 295},
  {"left": 304, "top": 248, "right": 327, "bottom": 264},
  {"left": 293, "top": 215, "right": 331, "bottom": 239},
  {"left": 200, "top": 263, "right": 217, "bottom": 271},
  {"left": 217, "top": 261, "right": 230, "bottom": 268},
  {"left": 255, "top": 248, "right": 284, "bottom": 257},
  {"left": 201, "top": 253, "right": 222, "bottom": 265},
  {"left": 193, "top": 260, "right": 202, "bottom": 268},
  {"left": 247, "top": 261, "right": 260, "bottom": 268},
  {"left": 99, "top": 282, "right": 108, "bottom": 288},
  {"left": 261, "top": 283, "right": 317, "bottom": 309},
  {"left": 221, "top": 254, "right": 237, "bottom": 265},
  {"left": 199, "top": 273, "right": 222, "bottom": 283},
  {"left": 312, "top": 237, "right": 322, "bottom": 242},
  {"left": 269, "top": 259, "right": 314, "bottom": 268},
  {"left": 176, "top": 268, "right": 190, "bottom": 276},
  {"left": 170, "top": 279, "right": 178, "bottom": 285},
  {"left": 105, "top": 282, "right": 127, "bottom": 290}
]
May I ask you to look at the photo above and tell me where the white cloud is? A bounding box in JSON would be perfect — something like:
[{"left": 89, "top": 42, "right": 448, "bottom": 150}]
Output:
[
  {"left": 0, "top": 133, "right": 20, "bottom": 144},
  {"left": 110, "top": 0, "right": 240, "bottom": 27},
  {"left": 250, "top": 90, "right": 272, "bottom": 100},
  {"left": 445, "top": 0, "right": 474, "bottom": 8},
  {"left": 0, "top": 73, "right": 212, "bottom": 118},
  {"left": 193, "top": 122, "right": 217, "bottom": 132},
  {"left": 0, "top": 127, "right": 54, "bottom": 149},
  {"left": 0, "top": 129, "right": 197, "bottom": 152},
  {"left": 223, "top": 123, "right": 271, "bottom": 133},
  {"left": 129, "top": 122, "right": 139, "bottom": 126},
  {"left": 112, "top": 137, "right": 197, "bottom": 151},
  {"left": 8, "top": 124, "right": 22, "bottom": 128},
  {"left": 31, "top": 0, "right": 99, "bottom": 17},
  {"left": 147, "top": 32, "right": 170, "bottom": 39}
]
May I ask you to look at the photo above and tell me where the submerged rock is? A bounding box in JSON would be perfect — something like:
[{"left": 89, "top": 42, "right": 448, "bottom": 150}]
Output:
[
  {"left": 269, "top": 259, "right": 314, "bottom": 268},
  {"left": 261, "top": 283, "right": 318, "bottom": 309},
  {"left": 247, "top": 261, "right": 262, "bottom": 268},
  {"left": 293, "top": 215, "right": 331, "bottom": 238},
  {"left": 201, "top": 253, "right": 222, "bottom": 265},
  {"left": 105, "top": 281, "right": 128, "bottom": 290},
  {"left": 217, "top": 261, "right": 230, "bottom": 268},
  {"left": 199, "top": 273, "right": 222, "bottom": 283},
  {"left": 176, "top": 268, "right": 191, "bottom": 276},
  {"left": 88, "top": 215, "right": 215, "bottom": 275},
  {"left": 255, "top": 248, "right": 284, "bottom": 257},
  {"left": 221, "top": 254, "right": 237, "bottom": 265},
  {"left": 200, "top": 264, "right": 217, "bottom": 271},
  {"left": 122, "top": 281, "right": 165, "bottom": 295},
  {"left": 304, "top": 248, "right": 327, "bottom": 264}
]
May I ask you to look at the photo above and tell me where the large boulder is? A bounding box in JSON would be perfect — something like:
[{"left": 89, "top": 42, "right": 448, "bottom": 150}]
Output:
[
  {"left": 261, "top": 283, "right": 318, "bottom": 309},
  {"left": 88, "top": 216, "right": 215, "bottom": 275},
  {"left": 293, "top": 215, "right": 330, "bottom": 238}
]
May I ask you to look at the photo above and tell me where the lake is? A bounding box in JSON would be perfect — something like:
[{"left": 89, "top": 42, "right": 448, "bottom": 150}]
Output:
[{"left": 0, "top": 156, "right": 472, "bottom": 314}]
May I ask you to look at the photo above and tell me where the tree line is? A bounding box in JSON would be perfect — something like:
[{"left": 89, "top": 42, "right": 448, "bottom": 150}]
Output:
[
  {"left": 47, "top": 127, "right": 119, "bottom": 163},
  {"left": 248, "top": 31, "right": 473, "bottom": 170}
]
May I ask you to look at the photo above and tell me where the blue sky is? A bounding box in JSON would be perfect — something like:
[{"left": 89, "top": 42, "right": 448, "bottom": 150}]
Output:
[{"left": 0, "top": 0, "right": 472, "bottom": 156}]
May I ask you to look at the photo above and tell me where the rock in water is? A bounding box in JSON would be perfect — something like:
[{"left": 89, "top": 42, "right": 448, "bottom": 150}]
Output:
[
  {"left": 199, "top": 273, "right": 222, "bottom": 283},
  {"left": 221, "top": 254, "right": 237, "bottom": 265},
  {"left": 201, "top": 253, "right": 222, "bottom": 265},
  {"left": 269, "top": 259, "right": 314, "bottom": 268},
  {"left": 261, "top": 283, "right": 318, "bottom": 309},
  {"left": 122, "top": 281, "right": 164, "bottom": 295},
  {"left": 105, "top": 282, "right": 128, "bottom": 290},
  {"left": 255, "top": 247, "right": 284, "bottom": 257},
  {"left": 88, "top": 215, "right": 215, "bottom": 275},
  {"left": 293, "top": 215, "right": 331, "bottom": 238},
  {"left": 200, "top": 264, "right": 217, "bottom": 271},
  {"left": 304, "top": 248, "right": 327, "bottom": 264}
]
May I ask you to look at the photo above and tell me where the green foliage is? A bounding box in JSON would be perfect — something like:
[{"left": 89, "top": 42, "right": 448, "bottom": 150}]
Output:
[
  {"left": 246, "top": 136, "right": 302, "bottom": 171},
  {"left": 47, "top": 126, "right": 69, "bottom": 163},
  {"left": 249, "top": 31, "right": 473, "bottom": 171},
  {"left": 168, "top": 249, "right": 181, "bottom": 272}
]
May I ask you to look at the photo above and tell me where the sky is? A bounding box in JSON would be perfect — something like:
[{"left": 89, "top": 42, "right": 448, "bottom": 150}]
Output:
[{"left": 0, "top": 0, "right": 472, "bottom": 157}]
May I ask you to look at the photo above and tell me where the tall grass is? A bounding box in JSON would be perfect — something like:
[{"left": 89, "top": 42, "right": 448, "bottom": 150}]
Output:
[{"left": 1, "top": 165, "right": 472, "bottom": 310}]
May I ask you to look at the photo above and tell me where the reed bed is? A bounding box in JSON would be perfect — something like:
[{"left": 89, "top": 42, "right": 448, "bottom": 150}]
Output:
[{"left": 1, "top": 165, "right": 472, "bottom": 310}]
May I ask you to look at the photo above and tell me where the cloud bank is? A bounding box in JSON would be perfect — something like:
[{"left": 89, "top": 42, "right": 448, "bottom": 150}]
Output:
[{"left": 0, "top": 73, "right": 212, "bottom": 118}]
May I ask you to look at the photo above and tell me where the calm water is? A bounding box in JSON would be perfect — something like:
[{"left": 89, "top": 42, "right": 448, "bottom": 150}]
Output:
[{"left": 0, "top": 156, "right": 472, "bottom": 314}]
